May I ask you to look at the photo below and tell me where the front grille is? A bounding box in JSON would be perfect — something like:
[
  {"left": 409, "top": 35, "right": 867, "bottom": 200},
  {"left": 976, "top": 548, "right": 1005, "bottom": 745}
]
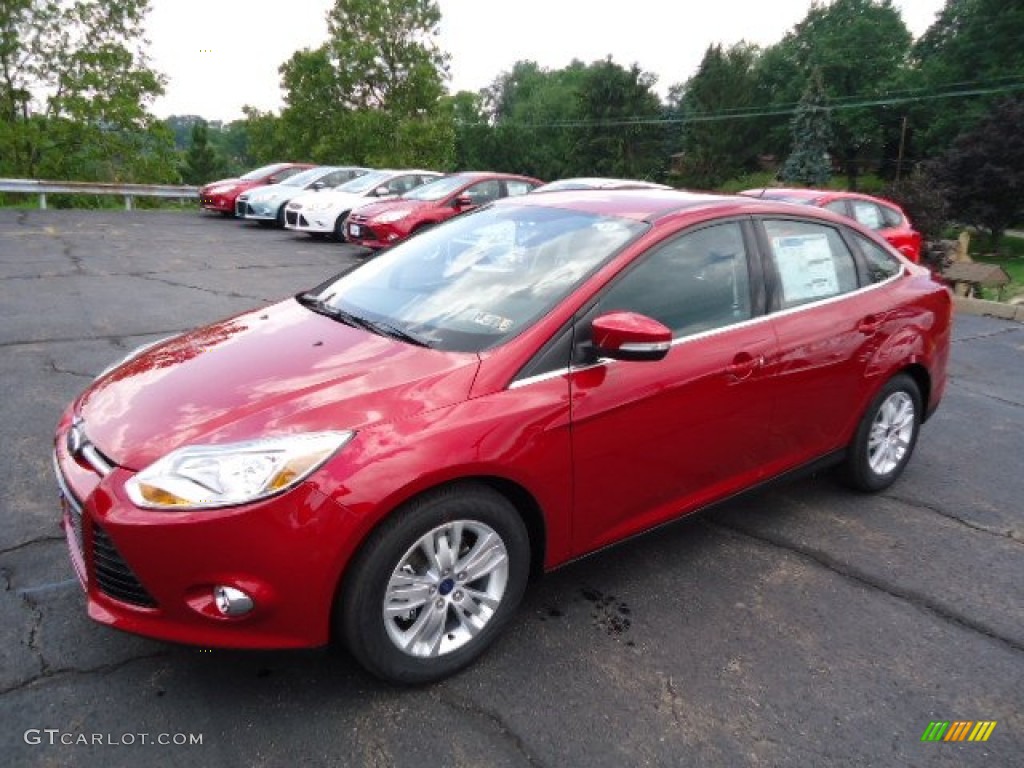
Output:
[
  {"left": 235, "top": 200, "right": 245, "bottom": 217},
  {"left": 285, "top": 210, "right": 298, "bottom": 226},
  {"left": 92, "top": 524, "right": 158, "bottom": 608}
]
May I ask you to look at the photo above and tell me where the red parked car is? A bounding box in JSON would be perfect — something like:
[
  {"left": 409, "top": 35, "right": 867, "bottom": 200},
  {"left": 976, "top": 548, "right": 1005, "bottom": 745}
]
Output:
[
  {"left": 346, "top": 171, "right": 542, "bottom": 248},
  {"left": 54, "top": 191, "right": 951, "bottom": 683},
  {"left": 740, "top": 188, "right": 923, "bottom": 262},
  {"left": 199, "top": 162, "right": 314, "bottom": 216}
]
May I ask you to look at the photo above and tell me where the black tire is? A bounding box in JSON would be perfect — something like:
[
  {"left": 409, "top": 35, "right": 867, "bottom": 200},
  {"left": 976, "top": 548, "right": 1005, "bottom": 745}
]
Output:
[
  {"left": 275, "top": 204, "right": 287, "bottom": 228},
  {"left": 333, "top": 210, "right": 351, "bottom": 241},
  {"left": 337, "top": 482, "right": 530, "bottom": 685},
  {"left": 841, "top": 373, "right": 922, "bottom": 492}
]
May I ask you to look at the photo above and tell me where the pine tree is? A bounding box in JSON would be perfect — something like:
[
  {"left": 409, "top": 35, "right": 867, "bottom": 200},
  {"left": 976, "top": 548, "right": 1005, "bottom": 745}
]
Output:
[
  {"left": 181, "top": 121, "right": 222, "bottom": 184},
  {"left": 781, "top": 71, "right": 832, "bottom": 186}
]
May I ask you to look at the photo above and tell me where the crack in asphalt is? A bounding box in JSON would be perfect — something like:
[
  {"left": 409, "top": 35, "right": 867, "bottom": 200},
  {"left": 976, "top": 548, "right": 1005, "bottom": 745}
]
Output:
[
  {"left": 952, "top": 327, "right": 1022, "bottom": 343},
  {"left": 0, "top": 329, "right": 189, "bottom": 350},
  {"left": 0, "top": 650, "right": 171, "bottom": 697},
  {"left": 703, "top": 519, "right": 1024, "bottom": 656},
  {"left": 948, "top": 378, "right": 1024, "bottom": 409},
  {"left": 48, "top": 359, "right": 94, "bottom": 380},
  {"left": 882, "top": 493, "right": 1023, "bottom": 543},
  {"left": 132, "top": 272, "right": 272, "bottom": 304},
  {"left": 0, "top": 536, "right": 63, "bottom": 558},
  {"left": 435, "top": 690, "right": 548, "bottom": 768}
]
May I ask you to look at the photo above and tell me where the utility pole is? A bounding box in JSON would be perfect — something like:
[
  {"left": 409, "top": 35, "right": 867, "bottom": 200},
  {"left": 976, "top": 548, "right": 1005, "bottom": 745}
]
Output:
[{"left": 896, "top": 115, "right": 908, "bottom": 183}]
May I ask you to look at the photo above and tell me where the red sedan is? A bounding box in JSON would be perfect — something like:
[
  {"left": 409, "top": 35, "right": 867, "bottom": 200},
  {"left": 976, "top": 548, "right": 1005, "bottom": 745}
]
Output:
[
  {"left": 346, "top": 171, "right": 542, "bottom": 248},
  {"left": 55, "top": 191, "right": 951, "bottom": 683},
  {"left": 740, "top": 188, "right": 923, "bottom": 262},
  {"left": 199, "top": 162, "right": 314, "bottom": 215}
]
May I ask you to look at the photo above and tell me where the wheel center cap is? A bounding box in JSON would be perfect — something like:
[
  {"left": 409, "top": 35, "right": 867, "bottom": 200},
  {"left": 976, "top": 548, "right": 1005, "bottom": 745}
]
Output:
[{"left": 438, "top": 578, "right": 455, "bottom": 596}]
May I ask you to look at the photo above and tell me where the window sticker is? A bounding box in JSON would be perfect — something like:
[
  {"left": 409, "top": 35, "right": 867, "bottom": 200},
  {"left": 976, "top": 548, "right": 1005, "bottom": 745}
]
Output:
[
  {"left": 852, "top": 202, "right": 882, "bottom": 229},
  {"left": 772, "top": 234, "right": 839, "bottom": 303},
  {"left": 471, "top": 312, "right": 515, "bottom": 332}
]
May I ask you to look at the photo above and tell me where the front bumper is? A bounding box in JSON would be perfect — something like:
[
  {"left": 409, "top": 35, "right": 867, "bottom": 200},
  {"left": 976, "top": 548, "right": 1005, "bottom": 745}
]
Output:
[
  {"left": 199, "top": 195, "right": 235, "bottom": 213},
  {"left": 284, "top": 206, "right": 335, "bottom": 234},
  {"left": 236, "top": 197, "right": 281, "bottom": 221},
  {"left": 346, "top": 219, "right": 404, "bottom": 249},
  {"left": 53, "top": 414, "right": 353, "bottom": 649}
]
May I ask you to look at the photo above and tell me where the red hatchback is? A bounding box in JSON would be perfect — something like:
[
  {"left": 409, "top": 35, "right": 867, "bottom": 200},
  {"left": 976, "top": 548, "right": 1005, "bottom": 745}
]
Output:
[
  {"left": 55, "top": 191, "right": 951, "bottom": 683},
  {"left": 199, "top": 162, "right": 314, "bottom": 215},
  {"left": 346, "top": 171, "right": 542, "bottom": 248},
  {"left": 740, "top": 188, "right": 923, "bottom": 263}
]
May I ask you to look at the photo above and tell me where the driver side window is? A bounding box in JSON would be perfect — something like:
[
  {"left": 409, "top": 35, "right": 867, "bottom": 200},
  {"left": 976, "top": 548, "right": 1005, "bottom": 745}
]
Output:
[{"left": 598, "top": 222, "right": 753, "bottom": 338}]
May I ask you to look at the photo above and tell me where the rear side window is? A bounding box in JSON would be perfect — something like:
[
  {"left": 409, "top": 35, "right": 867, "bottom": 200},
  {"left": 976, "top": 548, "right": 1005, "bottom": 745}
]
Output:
[
  {"left": 854, "top": 234, "right": 902, "bottom": 283},
  {"left": 505, "top": 180, "right": 535, "bottom": 197},
  {"left": 851, "top": 201, "right": 883, "bottom": 230},
  {"left": 879, "top": 204, "right": 904, "bottom": 228},
  {"left": 275, "top": 167, "right": 306, "bottom": 182},
  {"left": 824, "top": 200, "right": 848, "bottom": 216},
  {"left": 762, "top": 220, "right": 859, "bottom": 309}
]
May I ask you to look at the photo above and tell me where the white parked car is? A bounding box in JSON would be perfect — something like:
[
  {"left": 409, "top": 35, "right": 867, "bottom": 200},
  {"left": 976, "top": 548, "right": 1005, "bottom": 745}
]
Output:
[
  {"left": 236, "top": 166, "right": 371, "bottom": 227},
  {"left": 283, "top": 169, "right": 443, "bottom": 240}
]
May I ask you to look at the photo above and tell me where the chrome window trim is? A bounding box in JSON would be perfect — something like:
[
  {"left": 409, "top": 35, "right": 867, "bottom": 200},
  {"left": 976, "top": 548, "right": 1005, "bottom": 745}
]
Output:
[{"left": 506, "top": 267, "right": 905, "bottom": 391}]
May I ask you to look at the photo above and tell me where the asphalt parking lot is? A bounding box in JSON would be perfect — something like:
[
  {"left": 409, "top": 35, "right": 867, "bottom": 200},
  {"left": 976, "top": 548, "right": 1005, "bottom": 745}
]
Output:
[{"left": 1, "top": 208, "right": 1021, "bottom": 767}]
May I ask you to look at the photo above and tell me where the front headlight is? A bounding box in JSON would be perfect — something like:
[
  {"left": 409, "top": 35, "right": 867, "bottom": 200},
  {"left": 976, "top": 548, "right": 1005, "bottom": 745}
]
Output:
[
  {"left": 376, "top": 209, "right": 411, "bottom": 224},
  {"left": 124, "top": 431, "right": 354, "bottom": 510}
]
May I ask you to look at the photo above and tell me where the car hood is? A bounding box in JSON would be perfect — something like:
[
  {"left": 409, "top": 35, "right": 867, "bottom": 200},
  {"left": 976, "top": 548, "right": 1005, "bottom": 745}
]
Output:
[
  {"left": 244, "top": 182, "right": 304, "bottom": 200},
  {"left": 78, "top": 300, "right": 479, "bottom": 470},
  {"left": 356, "top": 198, "right": 430, "bottom": 221}
]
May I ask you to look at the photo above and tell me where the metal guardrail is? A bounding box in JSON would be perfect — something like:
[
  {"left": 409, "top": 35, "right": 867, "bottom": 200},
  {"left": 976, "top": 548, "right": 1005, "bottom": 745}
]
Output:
[{"left": 0, "top": 178, "right": 199, "bottom": 210}]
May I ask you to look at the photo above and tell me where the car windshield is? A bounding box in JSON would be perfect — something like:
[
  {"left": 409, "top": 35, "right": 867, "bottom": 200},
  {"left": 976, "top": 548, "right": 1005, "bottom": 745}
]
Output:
[
  {"left": 240, "top": 163, "right": 289, "bottom": 181},
  {"left": 310, "top": 205, "right": 647, "bottom": 353},
  {"left": 334, "top": 171, "right": 393, "bottom": 194},
  {"left": 282, "top": 167, "right": 334, "bottom": 188},
  {"left": 402, "top": 175, "right": 468, "bottom": 201}
]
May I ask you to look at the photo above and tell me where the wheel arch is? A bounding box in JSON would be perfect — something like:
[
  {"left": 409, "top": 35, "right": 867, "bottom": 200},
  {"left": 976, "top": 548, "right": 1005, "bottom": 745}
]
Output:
[
  {"left": 328, "top": 474, "right": 548, "bottom": 639},
  {"left": 899, "top": 362, "right": 932, "bottom": 423}
]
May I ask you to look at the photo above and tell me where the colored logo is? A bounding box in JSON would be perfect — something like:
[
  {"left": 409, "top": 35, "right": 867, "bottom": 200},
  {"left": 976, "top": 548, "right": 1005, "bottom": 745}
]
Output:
[{"left": 921, "top": 721, "right": 997, "bottom": 742}]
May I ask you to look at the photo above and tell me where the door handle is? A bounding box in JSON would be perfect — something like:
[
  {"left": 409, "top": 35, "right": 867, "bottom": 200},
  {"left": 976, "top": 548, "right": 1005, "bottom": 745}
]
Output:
[
  {"left": 726, "top": 352, "right": 763, "bottom": 380},
  {"left": 858, "top": 315, "right": 881, "bottom": 335}
]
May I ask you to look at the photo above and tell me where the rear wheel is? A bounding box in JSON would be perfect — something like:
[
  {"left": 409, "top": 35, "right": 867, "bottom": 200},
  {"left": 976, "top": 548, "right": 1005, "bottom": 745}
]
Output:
[
  {"left": 338, "top": 483, "right": 529, "bottom": 684},
  {"left": 842, "top": 373, "right": 921, "bottom": 492}
]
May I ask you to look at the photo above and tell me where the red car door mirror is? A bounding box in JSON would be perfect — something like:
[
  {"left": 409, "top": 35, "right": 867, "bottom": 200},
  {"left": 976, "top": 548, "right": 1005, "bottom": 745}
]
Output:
[{"left": 592, "top": 312, "right": 672, "bottom": 362}]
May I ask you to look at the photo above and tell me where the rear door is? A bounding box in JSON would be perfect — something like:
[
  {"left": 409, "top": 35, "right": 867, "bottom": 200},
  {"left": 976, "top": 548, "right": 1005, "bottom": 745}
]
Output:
[{"left": 757, "top": 216, "right": 905, "bottom": 468}]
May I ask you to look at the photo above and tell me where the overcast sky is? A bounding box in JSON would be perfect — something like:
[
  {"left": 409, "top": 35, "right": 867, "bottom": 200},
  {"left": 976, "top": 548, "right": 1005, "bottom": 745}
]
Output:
[{"left": 146, "top": 0, "right": 948, "bottom": 122}]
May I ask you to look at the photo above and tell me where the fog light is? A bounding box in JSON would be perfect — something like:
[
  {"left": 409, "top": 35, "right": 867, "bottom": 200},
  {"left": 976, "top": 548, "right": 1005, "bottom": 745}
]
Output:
[{"left": 214, "top": 585, "right": 254, "bottom": 617}]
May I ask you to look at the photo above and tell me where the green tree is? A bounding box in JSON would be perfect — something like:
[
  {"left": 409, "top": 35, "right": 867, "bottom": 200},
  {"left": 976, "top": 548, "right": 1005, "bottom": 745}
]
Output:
[
  {"left": 929, "top": 96, "right": 1024, "bottom": 245},
  {"left": 273, "top": 0, "right": 452, "bottom": 167},
  {"left": 672, "top": 43, "right": 763, "bottom": 188},
  {"left": 783, "top": 0, "right": 912, "bottom": 187},
  {"left": 569, "top": 59, "right": 665, "bottom": 180},
  {"left": 910, "top": 0, "right": 1024, "bottom": 159},
  {"left": 781, "top": 70, "right": 833, "bottom": 186},
  {"left": 181, "top": 120, "right": 226, "bottom": 184},
  {"left": 481, "top": 60, "right": 588, "bottom": 179},
  {"left": 0, "top": 0, "right": 176, "bottom": 182}
]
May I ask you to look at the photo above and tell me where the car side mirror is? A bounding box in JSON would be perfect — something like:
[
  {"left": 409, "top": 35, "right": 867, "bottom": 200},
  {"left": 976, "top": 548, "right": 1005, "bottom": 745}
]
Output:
[
  {"left": 266, "top": 176, "right": 278, "bottom": 184},
  {"left": 312, "top": 181, "right": 325, "bottom": 191},
  {"left": 375, "top": 186, "right": 390, "bottom": 197},
  {"left": 454, "top": 195, "right": 474, "bottom": 208},
  {"left": 591, "top": 312, "right": 671, "bottom": 362}
]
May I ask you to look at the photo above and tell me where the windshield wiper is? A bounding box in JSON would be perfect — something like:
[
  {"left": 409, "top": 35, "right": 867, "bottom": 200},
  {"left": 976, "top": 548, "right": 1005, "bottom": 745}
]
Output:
[
  {"left": 297, "top": 293, "right": 432, "bottom": 347},
  {"left": 362, "top": 318, "right": 433, "bottom": 348}
]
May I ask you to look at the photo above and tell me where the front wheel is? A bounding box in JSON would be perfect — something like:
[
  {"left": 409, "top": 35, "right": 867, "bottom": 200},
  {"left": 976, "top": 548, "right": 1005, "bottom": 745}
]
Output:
[
  {"left": 337, "top": 483, "right": 529, "bottom": 684},
  {"left": 842, "top": 373, "right": 922, "bottom": 492},
  {"left": 333, "top": 210, "right": 351, "bottom": 241}
]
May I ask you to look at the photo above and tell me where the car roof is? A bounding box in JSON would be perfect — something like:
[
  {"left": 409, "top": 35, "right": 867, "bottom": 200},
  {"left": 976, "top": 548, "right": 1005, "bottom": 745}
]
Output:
[
  {"left": 496, "top": 189, "right": 760, "bottom": 221},
  {"left": 533, "top": 177, "right": 673, "bottom": 192},
  {"left": 741, "top": 187, "right": 905, "bottom": 210}
]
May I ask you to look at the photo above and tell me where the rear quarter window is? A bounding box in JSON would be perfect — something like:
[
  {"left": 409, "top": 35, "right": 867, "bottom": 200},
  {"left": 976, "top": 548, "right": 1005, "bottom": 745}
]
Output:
[{"left": 853, "top": 234, "right": 903, "bottom": 283}]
